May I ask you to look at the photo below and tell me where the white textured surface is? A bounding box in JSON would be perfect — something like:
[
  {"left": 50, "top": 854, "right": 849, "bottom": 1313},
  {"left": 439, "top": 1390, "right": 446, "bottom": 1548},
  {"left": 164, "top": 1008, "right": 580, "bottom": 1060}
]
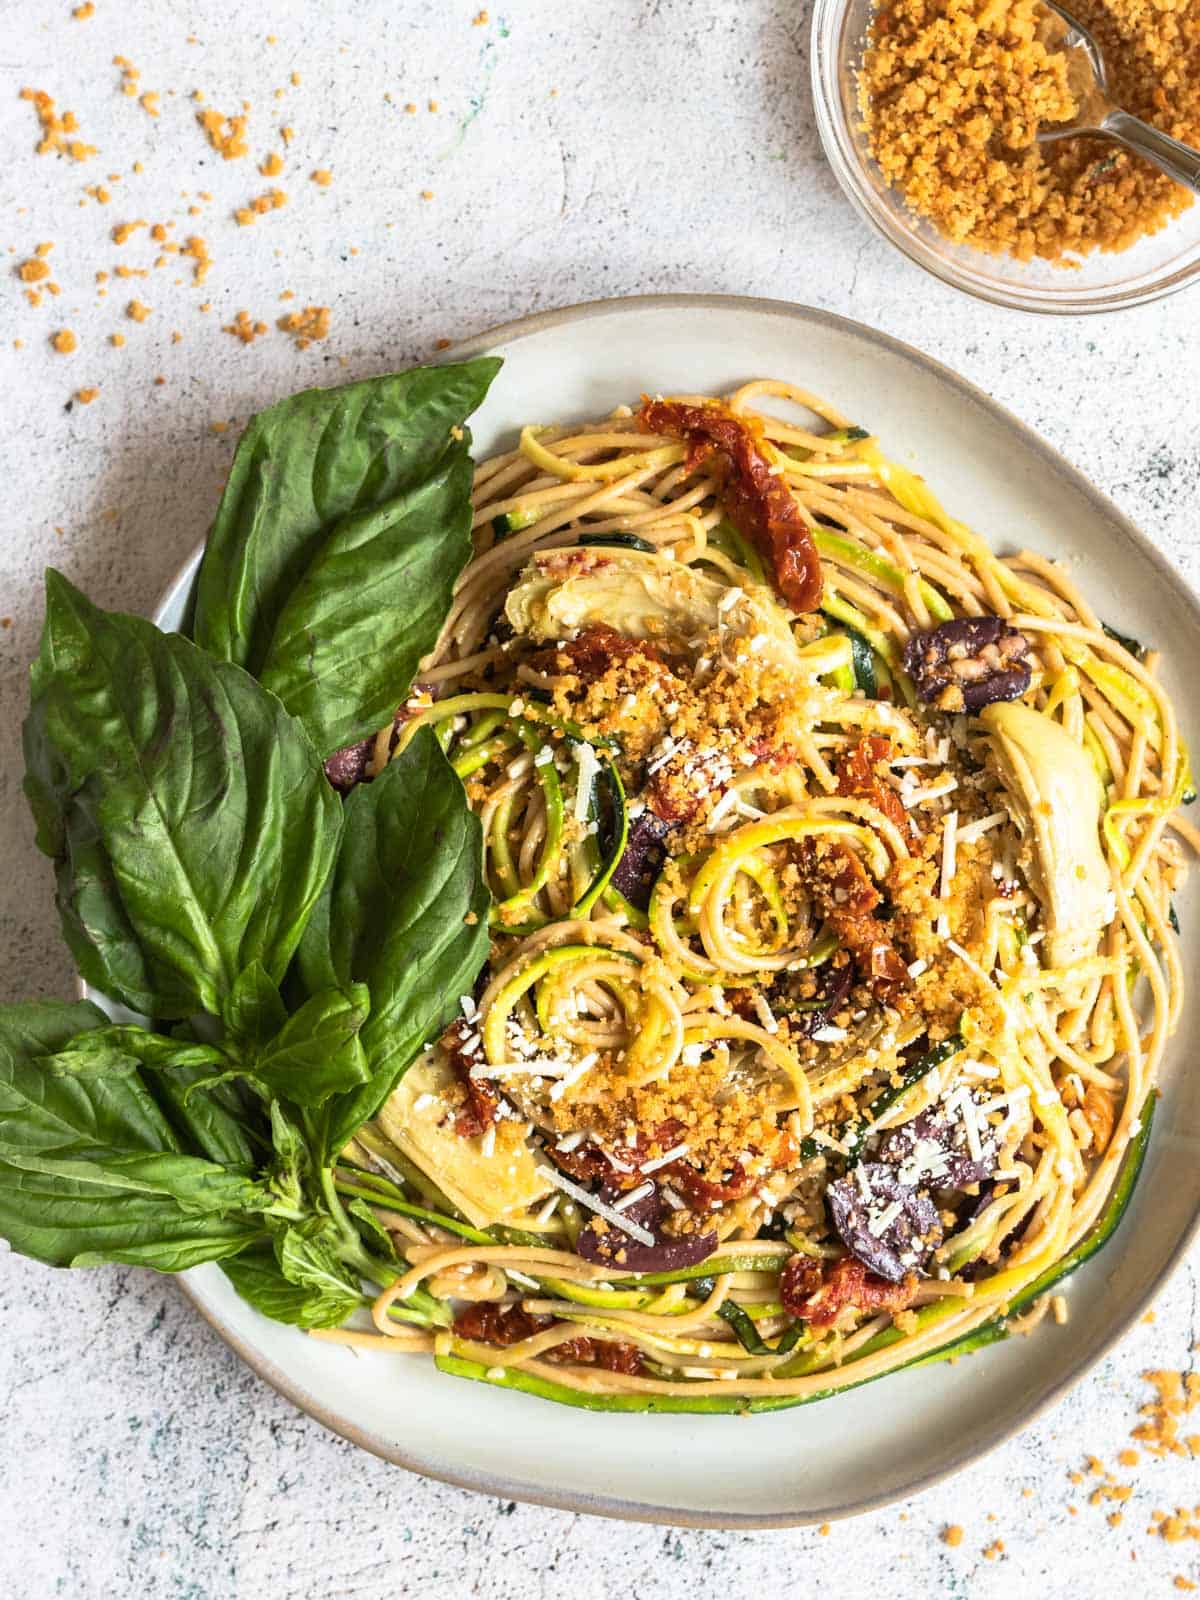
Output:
[{"left": 2, "top": 1, "right": 1199, "bottom": 1593}]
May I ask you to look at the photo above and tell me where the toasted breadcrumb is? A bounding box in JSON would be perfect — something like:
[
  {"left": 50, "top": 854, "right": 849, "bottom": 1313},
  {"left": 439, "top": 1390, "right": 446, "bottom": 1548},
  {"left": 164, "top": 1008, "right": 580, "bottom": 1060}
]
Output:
[
  {"left": 940, "top": 1525, "right": 964, "bottom": 1547},
  {"left": 223, "top": 309, "right": 268, "bottom": 343},
  {"left": 277, "top": 304, "right": 330, "bottom": 348},
  {"left": 260, "top": 151, "right": 284, "bottom": 176},
  {"left": 21, "top": 87, "right": 96, "bottom": 161},
  {"left": 50, "top": 329, "right": 77, "bottom": 353},
  {"left": 861, "top": 0, "right": 1199, "bottom": 261},
  {"left": 126, "top": 299, "right": 150, "bottom": 321},
  {"left": 74, "top": 387, "right": 100, "bottom": 404},
  {"left": 197, "top": 107, "right": 250, "bottom": 160},
  {"left": 234, "top": 188, "right": 288, "bottom": 224}
]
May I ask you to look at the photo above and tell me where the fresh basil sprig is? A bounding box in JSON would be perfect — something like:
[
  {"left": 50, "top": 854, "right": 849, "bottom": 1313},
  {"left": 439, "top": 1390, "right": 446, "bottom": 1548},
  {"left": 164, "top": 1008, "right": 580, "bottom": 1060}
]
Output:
[
  {"left": 4, "top": 361, "right": 499, "bottom": 1337},
  {"left": 296, "top": 725, "right": 491, "bottom": 1157},
  {"left": 23, "top": 573, "right": 344, "bottom": 1021},
  {"left": 193, "top": 358, "right": 502, "bottom": 754}
]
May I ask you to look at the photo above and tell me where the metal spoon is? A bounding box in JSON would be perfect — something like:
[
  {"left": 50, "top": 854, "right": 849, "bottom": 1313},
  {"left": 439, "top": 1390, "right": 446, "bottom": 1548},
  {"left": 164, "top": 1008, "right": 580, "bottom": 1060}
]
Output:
[{"left": 1035, "top": 0, "right": 1200, "bottom": 195}]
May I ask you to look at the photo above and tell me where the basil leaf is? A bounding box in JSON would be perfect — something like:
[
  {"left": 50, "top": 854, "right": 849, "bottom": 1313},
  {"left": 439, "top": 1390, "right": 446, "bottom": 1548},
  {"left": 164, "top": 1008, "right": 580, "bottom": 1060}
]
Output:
[
  {"left": 223, "top": 962, "right": 289, "bottom": 1049},
  {"left": 150, "top": 1064, "right": 263, "bottom": 1171},
  {"left": 0, "top": 1004, "right": 268, "bottom": 1268},
  {"left": 222, "top": 1245, "right": 359, "bottom": 1329},
  {"left": 346, "top": 1195, "right": 398, "bottom": 1263},
  {"left": 248, "top": 985, "right": 372, "bottom": 1106},
  {"left": 259, "top": 447, "right": 477, "bottom": 754},
  {"left": 272, "top": 1225, "right": 362, "bottom": 1327},
  {"left": 266, "top": 1100, "right": 308, "bottom": 1211},
  {"left": 192, "top": 359, "right": 501, "bottom": 685},
  {"left": 296, "top": 726, "right": 489, "bottom": 1156},
  {"left": 63, "top": 1023, "right": 264, "bottom": 1170},
  {"left": 23, "top": 572, "right": 343, "bottom": 1019},
  {"left": 0, "top": 1164, "right": 264, "bottom": 1271},
  {"left": 0, "top": 1006, "right": 180, "bottom": 1161},
  {"left": 53, "top": 1024, "right": 226, "bottom": 1076}
]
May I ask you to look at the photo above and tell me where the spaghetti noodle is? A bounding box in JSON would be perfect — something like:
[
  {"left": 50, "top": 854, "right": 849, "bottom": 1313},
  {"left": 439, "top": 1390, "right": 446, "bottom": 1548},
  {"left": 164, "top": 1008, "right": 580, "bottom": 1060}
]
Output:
[{"left": 328, "top": 378, "right": 1192, "bottom": 1412}]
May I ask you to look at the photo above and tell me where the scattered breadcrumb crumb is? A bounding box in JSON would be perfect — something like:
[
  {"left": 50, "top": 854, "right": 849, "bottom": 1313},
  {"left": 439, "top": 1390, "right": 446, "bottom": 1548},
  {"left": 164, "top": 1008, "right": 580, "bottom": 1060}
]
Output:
[
  {"left": 17, "top": 258, "right": 51, "bottom": 284},
  {"left": 1175, "top": 1579, "right": 1198, "bottom": 1591},
  {"left": 311, "top": 168, "right": 332, "bottom": 186},
  {"left": 277, "top": 304, "right": 330, "bottom": 348},
  {"left": 126, "top": 299, "right": 150, "bottom": 321},
  {"left": 420, "top": 189, "right": 434, "bottom": 200},
  {"left": 234, "top": 188, "right": 288, "bottom": 225},
  {"left": 85, "top": 184, "right": 112, "bottom": 203},
  {"left": 428, "top": 99, "right": 439, "bottom": 112},
  {"left": 74, "top": 387, "right": 100, "bottom": 404},
  {"left": 405, "top": 102, "right": 417, "bottom": 114},
  {"left": 109, "top": 332, "right": 125, "bottom": 347},
  {"left": 223, "top": 309, "right": 268, "bottom": 343},
  {"left": 473, "top": 8, "right": 489, "bottom": 22},
  {"left": 72, "top": 3, "right": 95, "bottom": 17},
  {"left": 197, "top": 107, "right": 250, "bottom": 160},
  {"left": 940, "top": 1525, "right": 964, "bottom": 1547},
  {"left": 51, "top": 329, "right": 77, "bottom": 353},
  {"left": 281, "top": 124, "right": 295, "bottom": 144},
  {"left": 140, "top": 91, "right": 160, "bottom": 118},
  {"left": 290, "top": 71, "right": 301, "bottom": 86},
  {"left": 818, "top": 1523, "right": 831, "bottom": 1536},
  {"left": 181, "top": 235, "right": 212, "bottom": 283},
  {"left": 260, "top": 151, "right": 284, "bottom": 176},
  {"left": 113, "top": 55, "right": 139, "bottom": 98},
  {"left": 1134, "top": 1370, "right": 1200, "bottom": 1458},
  {"left": 112, "top": 219, "right": 146, "bottom": 244},
  {"left": 21, "top": 87, "right": 97, "bottom": 160},
  {"left": 982, "top": 1540, "right": 1004, "bottom": 1560}
]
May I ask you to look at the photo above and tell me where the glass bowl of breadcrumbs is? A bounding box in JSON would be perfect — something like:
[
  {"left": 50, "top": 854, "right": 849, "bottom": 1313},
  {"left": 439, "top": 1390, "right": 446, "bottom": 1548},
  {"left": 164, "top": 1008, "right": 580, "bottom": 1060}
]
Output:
[{"left": 811, "top": 0, "right": 1200, "bottom": 312}]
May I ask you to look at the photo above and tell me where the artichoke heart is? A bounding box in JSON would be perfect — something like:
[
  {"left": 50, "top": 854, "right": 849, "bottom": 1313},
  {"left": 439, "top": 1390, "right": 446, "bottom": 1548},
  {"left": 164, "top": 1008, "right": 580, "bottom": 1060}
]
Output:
[
  {"left": 505, "top": 547, "right": 804, "bottom": 675},
  {"left": 980, "top": 702, "right": 1115, "bottom": 968},
  {"left": 375, "top": 1052, "right": 553, "bottom": 1231}
]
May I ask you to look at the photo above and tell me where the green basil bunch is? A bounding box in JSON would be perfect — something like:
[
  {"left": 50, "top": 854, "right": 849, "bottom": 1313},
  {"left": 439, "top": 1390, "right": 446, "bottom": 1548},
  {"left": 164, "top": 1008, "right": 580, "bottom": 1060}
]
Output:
[{"left": 0, "top": 358, "right": 499, "bottom": 1326}]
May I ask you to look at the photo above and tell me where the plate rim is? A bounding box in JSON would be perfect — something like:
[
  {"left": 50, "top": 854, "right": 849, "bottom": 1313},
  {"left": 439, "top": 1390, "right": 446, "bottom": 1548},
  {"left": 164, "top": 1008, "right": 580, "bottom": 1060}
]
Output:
[{"left": 146, "top": 290, "right": 1200, "bottom": 1527}]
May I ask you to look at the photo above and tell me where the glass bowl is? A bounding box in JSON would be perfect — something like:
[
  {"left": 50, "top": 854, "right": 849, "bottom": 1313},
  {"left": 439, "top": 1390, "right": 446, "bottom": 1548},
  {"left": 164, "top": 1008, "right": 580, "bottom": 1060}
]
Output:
[{"left": 810, "top": 0, "right": 1200, "bottom": 313}]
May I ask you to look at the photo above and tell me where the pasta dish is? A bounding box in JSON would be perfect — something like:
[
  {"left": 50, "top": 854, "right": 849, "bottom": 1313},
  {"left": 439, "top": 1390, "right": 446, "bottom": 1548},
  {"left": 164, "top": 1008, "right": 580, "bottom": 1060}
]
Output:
[{"left": 315, "top": 378, "right": 1193, "bottom": 1411}]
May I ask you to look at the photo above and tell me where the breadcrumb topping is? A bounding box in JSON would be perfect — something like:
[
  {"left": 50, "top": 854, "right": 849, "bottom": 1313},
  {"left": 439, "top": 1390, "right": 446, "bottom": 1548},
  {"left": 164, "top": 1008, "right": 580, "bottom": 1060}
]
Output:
[{"left": 861, "top": 0, "right": 1199, "bottom": 260}]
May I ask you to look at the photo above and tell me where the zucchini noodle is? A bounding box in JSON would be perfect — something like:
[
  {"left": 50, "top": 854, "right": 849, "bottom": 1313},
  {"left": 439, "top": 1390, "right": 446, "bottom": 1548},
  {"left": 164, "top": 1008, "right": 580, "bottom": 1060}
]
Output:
[{"left": 327, "top": 378, "right": 1190, "bottom": 1414}]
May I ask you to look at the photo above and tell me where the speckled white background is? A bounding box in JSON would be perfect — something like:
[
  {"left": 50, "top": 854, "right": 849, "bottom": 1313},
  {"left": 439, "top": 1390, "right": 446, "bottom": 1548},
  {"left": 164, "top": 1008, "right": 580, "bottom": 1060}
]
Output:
[{"left": 2, "top": 2, "right": 1200, "bottom": 1594}]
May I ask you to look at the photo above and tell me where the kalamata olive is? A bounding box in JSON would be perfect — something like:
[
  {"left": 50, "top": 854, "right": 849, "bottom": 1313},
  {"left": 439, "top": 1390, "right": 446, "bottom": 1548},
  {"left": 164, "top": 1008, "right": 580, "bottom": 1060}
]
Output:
[
  {"left": 902, "top": 617, "right": 1032, "bottom": 713},
  {"left": 826, "top": 1163, "right": 943, "bottom": 1283},
  {"left": 574, "top": 1181, "right": 718, "bottom": 1273},
  {"left": 877, "top": 1105, "right": 998, "bottom": 1189},
  {"left": 324, "top": 736, "right": 373, "bottom": 793},
  {"left": 610, "top": 810, "right": 673, "bottom": 910},
  {"left": 778, "top": 959, "right": 854, "bottom": 1039}
]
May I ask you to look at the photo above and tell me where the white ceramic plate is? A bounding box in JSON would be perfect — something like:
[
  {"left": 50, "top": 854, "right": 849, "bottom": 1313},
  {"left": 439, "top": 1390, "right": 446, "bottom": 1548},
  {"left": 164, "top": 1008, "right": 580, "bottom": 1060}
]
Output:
[{"left": 149, "top": 295, "right": 1200, "bottom": 1526}]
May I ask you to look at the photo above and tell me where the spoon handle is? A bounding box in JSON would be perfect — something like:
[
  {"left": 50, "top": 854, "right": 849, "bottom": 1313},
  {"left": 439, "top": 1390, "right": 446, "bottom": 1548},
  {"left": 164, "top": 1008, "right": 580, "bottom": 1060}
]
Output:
[{"left": 1102, "top": 110, "right": 1200, "bottom": 195}]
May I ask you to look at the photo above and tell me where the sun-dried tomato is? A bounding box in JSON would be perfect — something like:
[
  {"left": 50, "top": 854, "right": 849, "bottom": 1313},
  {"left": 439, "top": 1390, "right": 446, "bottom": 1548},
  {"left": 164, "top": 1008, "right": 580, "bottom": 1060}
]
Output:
[
  {"left": 779, "top": 1254, "right": 823, "bottom": 1314},
  {"left": 453, "top": 1302, "right": 547, "bottom": 1345},
  {"left": 663, "top": 1128, "right": 796, "bottom": 1212},
  {"left": 798, "top": 837, "right": 910, "bottom": 1001},
  {"left": 551, "top": 621, "right": 666, "bottom": 676},
  {"left": 452, "top": 1303, "right": 643, "bottom": 1373},
  {"left": 637, "top": 398, "right": 822, "bottom": 612},
  {"left": 543, "top": 1336, "right": 645, "bottom": 1376},
  {"left": 780, "top": 1254, "right": 917, "bottom": 1328},
  {"left": 442, "top": 1019, "right": 499, "bottom": 1139},
  {"left": 836, "top": 735, "right": 914, "bottom": 845}
]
